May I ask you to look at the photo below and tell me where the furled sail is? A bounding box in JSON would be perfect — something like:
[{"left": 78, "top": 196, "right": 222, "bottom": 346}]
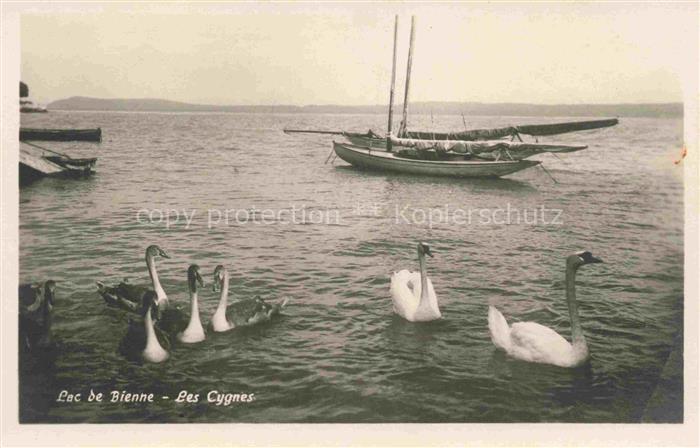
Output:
[
  {"left": 389, "top": 135, "right": 587, "bottom": 161},
  {"left": 516, "top": 118, "right": 619, "bottom": 136},
  {"left": 403, "top": 118, "right": 619, "bottom": 141}
]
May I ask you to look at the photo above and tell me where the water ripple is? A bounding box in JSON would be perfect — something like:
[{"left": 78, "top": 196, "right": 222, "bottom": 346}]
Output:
[{"left": 18, "top": 112, "right": 683, "bottom": 423}]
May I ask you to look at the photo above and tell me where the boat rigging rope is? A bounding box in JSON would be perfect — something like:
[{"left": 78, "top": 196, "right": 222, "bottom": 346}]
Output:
[
  {"left": 538, "top": 163, "right": 559, "bottom": 184},
  {"left": 21, "top": 140, "right": 74, "bottom": 159},
  {"left": 324, "top": 146, "right": 335, "bottom": 164}
]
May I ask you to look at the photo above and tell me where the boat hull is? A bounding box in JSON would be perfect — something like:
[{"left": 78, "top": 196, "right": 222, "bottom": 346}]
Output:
[
  {"left": 333, "top": 142, "right": 539, "bottom": 178},
  {"left": 20, "top": 128, "right": 102, "bottom": 142},
  {"left": 20, "top": 108, "right": 48, "bottom": 114},
  {"left": 19, "top": 99, "right": 47, "bottom": 113},
  {"left": 19, "top": 144, "right": 96, "bottom": 184}
]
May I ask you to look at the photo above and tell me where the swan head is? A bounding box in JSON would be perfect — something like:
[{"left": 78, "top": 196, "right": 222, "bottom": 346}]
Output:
[
  {"left": 417, "top": 242, "right": 433, "bottom": 258},
  {"left": 145, "top": 245, "right": 170, "bottom": 260},
  {"left": 212, "top": 265, "right": 227, "bottom": 292},
  {"left": 44, "top": 280, "right": 57, "bottom": 307},
  {"left": 569, "top": 251, "right": 604, "bottom": 268},
  {"left": 187, "top": 264, "right": 205, "bottom": 293}
]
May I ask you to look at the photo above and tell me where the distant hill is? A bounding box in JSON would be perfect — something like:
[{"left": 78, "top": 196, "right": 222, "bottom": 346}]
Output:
[
  {"left": 48, "top": 96, "right": 683, "bottom": 118},
  {"left": 47, "top": 97, "right": 300, "bottom": 113}
]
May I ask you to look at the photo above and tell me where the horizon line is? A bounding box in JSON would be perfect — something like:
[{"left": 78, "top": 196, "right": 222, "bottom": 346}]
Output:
[{"left": 47, "top": 96, "right": 684, "bottom": 108}]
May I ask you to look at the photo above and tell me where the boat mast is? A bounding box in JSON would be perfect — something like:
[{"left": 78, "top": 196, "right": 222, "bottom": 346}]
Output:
[
  {"left": 398, "top": 16, "right": 416, "bottom": 138},
  {"left": 386, "top": 15, "right": 399, "bottom": 152}
]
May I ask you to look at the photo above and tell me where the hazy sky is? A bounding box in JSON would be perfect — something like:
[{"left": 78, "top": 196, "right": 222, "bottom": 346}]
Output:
[{"left": 19, "top": 2, "right": 697, "bottom": 105}]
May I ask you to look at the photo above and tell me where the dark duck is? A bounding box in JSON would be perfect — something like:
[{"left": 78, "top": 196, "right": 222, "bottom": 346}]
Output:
[
  {"left": 19, "top": 280, "right": 57, "bottom": 352},
  {"left": 97, "top": 245, "right": 170, "bottom": 313}
]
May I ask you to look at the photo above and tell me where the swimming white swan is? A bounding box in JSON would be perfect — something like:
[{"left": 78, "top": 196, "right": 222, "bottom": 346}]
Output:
[
  {"left": 173, "top": 264, "right": 207, "bottom": 343},
  {"left": 210, "top": 265, "right": 288, "bottom": 332},
  {"left": 119, "top": 291, "right": 170, "bottom": 364},
  {"left": 488, "top": 251, "right": 603, "bottom": 368},
  {"left": 390, "top": 242, "right": 441, "bottom": 322},
  {"left": 96, "top": 245, "right": 169, "bottom": 313}
]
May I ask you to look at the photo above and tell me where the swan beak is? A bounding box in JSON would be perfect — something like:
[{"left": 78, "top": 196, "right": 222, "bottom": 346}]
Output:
[
  {"left": 160, "top": 250, "right": 170, "bottom": 259},
  {"left": 212, "top": 279, "right": 220, "bottom": 293},
  {"left": 425, "top": 248, "right": 434, "bottom": 258},
  {"left": 196, "top": 272, "right": 205, "bottom": 288},
  {"left": 590, "top": 256, "right": 603, "bottom": 264}
]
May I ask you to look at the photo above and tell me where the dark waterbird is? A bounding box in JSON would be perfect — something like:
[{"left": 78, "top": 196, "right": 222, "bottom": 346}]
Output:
[
  {"left": 19, "top": 280, "right": 57, "bottom": 352},
  {"left": 118, "top": 291, "right": 170, "bottom": 363},
  {"left": 96, "top": 245, "right": 170, "bottom": 313},
  {"left": 158, "top": 264, "right": 206, "bottom": 343},
  {"left": 210, "top": 265, "right": 288, "bottom": 332}
]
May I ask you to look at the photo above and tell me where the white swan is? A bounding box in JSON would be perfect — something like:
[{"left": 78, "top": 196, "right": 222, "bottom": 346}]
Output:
[
  {"left": 390, "top": 242, "right": 441, "bottom": 322},
  {"left": 488, "top": 251, "right": 603, "bottom": 368},
  {"left": 119, "top": 291, "right": 170, "bottom": 364},
  {"left": 147, "top": 245, "right": 169, "bottom": 308},
  {"left": 175, "top": 264, "right": 206, "bottom": 343},
  {"left": 210, "top": 265, "right": 288, "bottom": 331},
  {"left": 142, "top": 292, "right": 170, "bottom": 362}
]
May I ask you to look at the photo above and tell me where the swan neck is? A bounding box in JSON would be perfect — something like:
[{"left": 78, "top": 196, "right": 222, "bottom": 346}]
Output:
[
  {"left": 40, "top": 297, "right": 54, "bottom": 344},
  {"left": 190, "top": 291, "right": 200, "bottom": 317},
  {"left": 146, "top": 255, "right": 166, "bottom": 300},
  {"left": 187, "top": 291, "right": 203, "bottom": 329},
  {"left": 144, "top": 306, "right": 159, "bottom": 349},
  {"left": 565, "top": 264, "right": 585, "bottom": 343},
  {"left": 214, "top": 273, "right": 229, "bottom": 316},
  {"left": 418, "top": 251, "right": 429, "bottom": 303}
]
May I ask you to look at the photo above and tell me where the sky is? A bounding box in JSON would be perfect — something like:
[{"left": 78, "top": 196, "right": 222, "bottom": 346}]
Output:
[{"left": 18, "top": 2, "right": 698, "bottom": 106}]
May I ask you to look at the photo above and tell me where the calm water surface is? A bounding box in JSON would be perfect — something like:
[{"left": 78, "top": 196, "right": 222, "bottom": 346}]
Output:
[{"left": 19, "top": 111, "right": 683, "bottom": 422}]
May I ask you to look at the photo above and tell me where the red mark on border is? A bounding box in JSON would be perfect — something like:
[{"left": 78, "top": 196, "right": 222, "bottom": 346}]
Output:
[{"left": 674, "top": 145, "right": 687, "bottom": 165}]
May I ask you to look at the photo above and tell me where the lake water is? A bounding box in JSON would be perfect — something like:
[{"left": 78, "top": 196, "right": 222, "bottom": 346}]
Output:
[{"left": 18, "top": 111, "right": 683, "bottom": 422}]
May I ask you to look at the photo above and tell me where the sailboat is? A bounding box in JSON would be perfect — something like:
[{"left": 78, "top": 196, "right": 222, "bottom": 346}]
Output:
[
  {"left": 330, "top": 16, "right": 541, "bottom": 177},
  {"left": 286, "top": 16, "right": 618, "bottom": 175}
]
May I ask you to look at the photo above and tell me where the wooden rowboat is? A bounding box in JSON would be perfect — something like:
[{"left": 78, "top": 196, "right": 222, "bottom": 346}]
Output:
[
  {"left": 20, "top": 127, "right": 102, "bottom": 142},
  {"left": 20, "top": 142, "right": 96, "bottom": 184},
  {"left": 333, "top": 141, "right": 539, "bottom": 178}
]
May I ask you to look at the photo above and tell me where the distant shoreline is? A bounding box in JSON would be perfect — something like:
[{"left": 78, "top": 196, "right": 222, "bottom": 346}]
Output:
[
  {"left": 43, "top": 109, "right": 684, "bottom": 120},
  {"left": 47, "top": 96, "right": 683, "bottom": 118}
]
